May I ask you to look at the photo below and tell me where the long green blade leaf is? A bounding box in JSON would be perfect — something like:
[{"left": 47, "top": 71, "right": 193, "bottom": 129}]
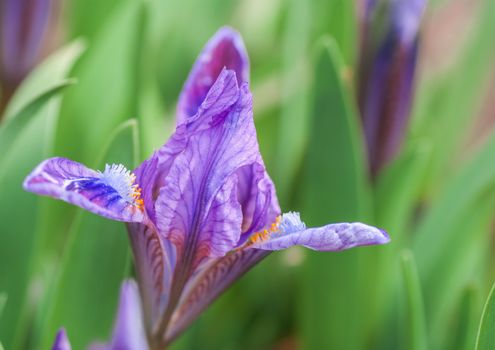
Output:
[
  {"left": 0, "top": 79, "right": 75, "bottom": 167},
  {"left": 0, "top": 41, "right": 85, "bottom": 349},
  {"left": 274, "top": 0, "right": 312, "bottom": 203},
  {"left": 400, "top": 250, "right": 428, "bottom": 350},
  {"left": 475, "top": 280, "right": 495, "bottom": 350},
  {"left": 2, "top": 41, "right": 85, "bottom": 121},
  {"left": 451, "top": 284, "right": 481, "bottom": 350},
  {"left": 0, "top": 294, "right": 6, "bottom": 320},
  {"left": 299, "top": 37, "right": 372, "bottom": 350},
  {"left": 55, "top": 0, "right": 145, "bottom": 163}
]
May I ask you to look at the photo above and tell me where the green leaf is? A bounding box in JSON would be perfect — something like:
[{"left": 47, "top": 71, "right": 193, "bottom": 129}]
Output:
[
  {"left": 298, "top": 37, "right": 372, "bottom": 350},
  {"left": 411, "top": 0, "right": 495, "bottom": 192},
  {"left": 39, "top": 119, "right": 139, "bottom": 349},
  {"left": 369, "top": 142, "right": 431, "bottom": 339},
  {"left": 400, "top": 250, "right": 428, "bottom": 350},
  {"left": 413, "top": 131, "right": 495, "bottom": 285},
  {"left": 312, "top": 0, "right": 357, "bottom": 65},
  {"left": 375, "top": 141, "right": 431, "bottom": 236},
  {"left": 0, "top": 41, "right": 85, "bottom": 349},
  {"left": 475, "top": 280, "right": 495, "bottom": 350},
  {"left": 0, "top": 79, "right": 75, "bottom": 169},
  {"left": 67, "top": 0, "right": 125, "bottom": 40},
  {"left": 2, "top": 41, "right": 85, "bottom": 122},
  {"left": 55, "top": 0, "right": 146, "bottom": 163},
  {"left": 422, "top": 192, "right": 495, "bottom": 350},
  {"left": 0, "top": 294, "right": 6, "bottom": 320},
  {"left": 273, "top": 0, "right": 312, "bottom": 204},
  {"left": 451, "top": 284, "right": 481, "bottom": 350},
  {"left": 411, "top": 128, "right": 495, "bottom": 348}
]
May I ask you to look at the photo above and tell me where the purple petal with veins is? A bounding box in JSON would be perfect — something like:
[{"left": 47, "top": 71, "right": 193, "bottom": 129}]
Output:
[
  {"left": 23, "top": 158, "right": 146, "bottom": 223},
  {"left": 236, "top": 162, "right": 280, "bottom": 244},
  {"left": 176, "top": 26, "right": 249, "bottom": 124},
  {"left": 165, "top": 248, "right": 269, "bottom": 344},
  {"left": 127, "top": 223, "right": 176, "bottom": 329},
  {"left": 250, "top": 212, "right": 390, "bottom": 251},
  {"left": 156, "top": 69, "right": 262, "bottom": 269}
]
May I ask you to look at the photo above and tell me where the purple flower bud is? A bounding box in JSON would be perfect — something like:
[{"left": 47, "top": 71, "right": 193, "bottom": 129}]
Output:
[
  {"left": 1, "top": 0, "right": 52, "bottom": 86},
  {"left": 358, "top": 0, "right": 426, "bottom": 176},
  {"left": 51, "top": 328, "right": 71, "bottom": 350}
]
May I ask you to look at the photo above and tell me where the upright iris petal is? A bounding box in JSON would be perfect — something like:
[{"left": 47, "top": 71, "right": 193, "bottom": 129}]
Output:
[
  {"left": 176, "top": 26, "right": 249, "bottom": 123},
  {"left": 26, "top": 26, "right": 390, "bottom": 349},
  {"left": 51, "top": 328, "right": 71, "bottom": 350},
  {"left": 156, "top": 69, "right": 272, "bottom": 268},
  {"left": 104, "top": 280, "right": 148, "bottom": 350},
  {"left": 358, "top": 0, "right": 426, "bottom": 176}
]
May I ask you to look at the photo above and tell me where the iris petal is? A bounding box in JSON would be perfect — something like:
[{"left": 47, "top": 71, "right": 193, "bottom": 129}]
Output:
[
  {"left": 176, "top": 26, "right": 249, "bottom": 124},
  {"left": 156, "top": 69, "right": 262, "bottom": 269},
  {"left": 236, "top": 162, "right": 280, "bottom": 243},
  {"left": 127, "top": 223, "right": 176, "bottom": 328},
  {"left": 109, "top": 280, "right": 148, "bottom": 350},
  {"left": 24, "top": 157, "right": 146, "bottom": 223},
  {"left": 165, "top": 248, "right": 269, "bottom": 344},
  {"left": 51, "top": 328, "right": 71, "bottom": 350},
  {"left": 250, "top": 212, "right": 390, "bottom": 251}
]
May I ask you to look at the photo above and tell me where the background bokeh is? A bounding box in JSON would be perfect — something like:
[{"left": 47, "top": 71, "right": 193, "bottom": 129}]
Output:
[{"left": 1, "top": 0, "right": 495, "bottom": 349}]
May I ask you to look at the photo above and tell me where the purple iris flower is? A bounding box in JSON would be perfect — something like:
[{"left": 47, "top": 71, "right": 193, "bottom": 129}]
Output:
[
  {"left": 358, "top": 0, "right": 426, "bottom": 176},
  {"left": 26, "top": 27, "right": 390, "bottom": 349}
]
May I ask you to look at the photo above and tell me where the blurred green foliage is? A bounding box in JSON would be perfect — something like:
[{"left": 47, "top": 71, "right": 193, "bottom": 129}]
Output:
[{"left": 1, "top": 0, "right": 495, "bottom": 349}]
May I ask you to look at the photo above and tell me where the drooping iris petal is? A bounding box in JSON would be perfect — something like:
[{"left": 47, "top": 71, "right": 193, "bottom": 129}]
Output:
[
  {"left": 164, "top": 248, "right": 269, "bottom": 344},
  {"left": 127, "top": 222, "right": 176, "bottom": 329},
  {"left": 156, "top": 69, "right": 263, "bottom": 269},
  {"left": 251, "top": 212, "right": 390, "bottom": 251},
  {"left": 51, "top": 328, "right": 71, "bottom": 350},
  {"left": 176, "top": 26, "right": 249, "bottom": 124},
  {"left": 23, "top": 157, "right": 146, "bottom": 222}
]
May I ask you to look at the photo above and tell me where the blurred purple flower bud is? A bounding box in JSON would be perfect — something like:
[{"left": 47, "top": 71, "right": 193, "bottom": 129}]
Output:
[
  {"left": 358, "top": 0, "right": 426, "bottom": 177},
  {"left": 51, "top": 328, "right": 71, "bottom": 350},
  {"left": 1, "top": 0, "right": 52, "bottom": 87}
]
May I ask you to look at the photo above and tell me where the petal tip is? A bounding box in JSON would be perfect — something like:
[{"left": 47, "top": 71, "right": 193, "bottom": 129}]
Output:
[
  {"left": 52, "top": 328, "right": 71, "bottom": 350},
  {"left": 177, "top": 26, "right": 250, "bottom": 122},
  {"left": 378, "top": 228, "right": 391, "bottom": 244}
]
